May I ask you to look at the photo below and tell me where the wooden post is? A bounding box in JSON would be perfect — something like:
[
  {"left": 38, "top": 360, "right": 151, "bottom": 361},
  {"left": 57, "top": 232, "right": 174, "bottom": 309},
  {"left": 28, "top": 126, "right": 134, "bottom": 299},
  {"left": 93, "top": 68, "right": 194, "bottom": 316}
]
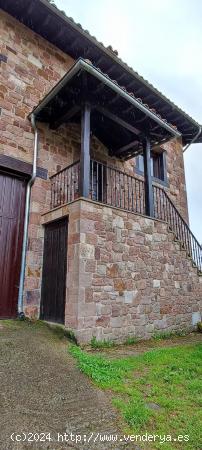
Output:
[
  {"left": 80, "top": 103, "right": 91, "bottom": 198},
  {"left": 142, "top": 135, "right": 154, "bottom": 217}
]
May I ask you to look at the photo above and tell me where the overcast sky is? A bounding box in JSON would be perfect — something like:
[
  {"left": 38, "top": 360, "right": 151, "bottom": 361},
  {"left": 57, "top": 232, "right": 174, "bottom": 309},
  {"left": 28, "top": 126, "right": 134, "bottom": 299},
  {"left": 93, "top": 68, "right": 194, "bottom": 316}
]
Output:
[{"left": 55, "top": 0, "right": 202, "bottom": 242}]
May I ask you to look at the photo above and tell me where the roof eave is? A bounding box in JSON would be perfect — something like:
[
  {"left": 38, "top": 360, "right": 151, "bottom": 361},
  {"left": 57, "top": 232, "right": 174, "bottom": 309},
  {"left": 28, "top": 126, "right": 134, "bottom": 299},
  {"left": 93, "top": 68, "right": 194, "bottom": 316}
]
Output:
[
  {"left": 30, "top": 58, "right": 181, "bottom": 139},
  {"left": 38, "top": 0, "right": 201, "bottom": 134},
  {"left": 1, "top": 0, "right": 201, "bottom": 143}
]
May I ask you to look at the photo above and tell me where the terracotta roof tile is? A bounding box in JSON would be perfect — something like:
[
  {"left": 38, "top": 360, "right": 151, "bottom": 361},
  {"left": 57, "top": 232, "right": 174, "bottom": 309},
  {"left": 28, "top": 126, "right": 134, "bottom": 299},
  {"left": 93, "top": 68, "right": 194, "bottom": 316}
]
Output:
[
  {"left": 45, "top": 0, "right": 201, "bottom": 132},
  {"left": 83, "top": 59, "right": 178, "bottom": 133}
]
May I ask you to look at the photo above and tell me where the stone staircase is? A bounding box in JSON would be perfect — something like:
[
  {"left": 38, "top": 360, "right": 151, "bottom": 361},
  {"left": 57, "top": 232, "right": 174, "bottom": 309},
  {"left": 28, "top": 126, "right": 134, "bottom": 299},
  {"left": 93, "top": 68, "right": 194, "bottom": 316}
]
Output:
[{"left": 153, "top": 185, "right": 202, "bottom": 276}]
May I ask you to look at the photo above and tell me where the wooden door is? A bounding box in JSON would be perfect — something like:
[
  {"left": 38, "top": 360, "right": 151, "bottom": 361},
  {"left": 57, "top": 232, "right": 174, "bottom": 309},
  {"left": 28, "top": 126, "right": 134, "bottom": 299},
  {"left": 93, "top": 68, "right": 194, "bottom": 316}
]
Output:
[
  {"left": 0, "top": 171, "right": 26, "bottom": 318},
  {"left": 40, "top": 218, "right": 68, "bottom": 324}
]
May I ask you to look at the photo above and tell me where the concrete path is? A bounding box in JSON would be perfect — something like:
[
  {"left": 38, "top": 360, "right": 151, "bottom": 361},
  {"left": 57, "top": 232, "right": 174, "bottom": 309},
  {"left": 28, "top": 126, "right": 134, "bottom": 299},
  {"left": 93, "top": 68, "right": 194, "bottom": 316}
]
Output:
[{"left": 0, "top": 321, "right": 133, "bottom": 450}]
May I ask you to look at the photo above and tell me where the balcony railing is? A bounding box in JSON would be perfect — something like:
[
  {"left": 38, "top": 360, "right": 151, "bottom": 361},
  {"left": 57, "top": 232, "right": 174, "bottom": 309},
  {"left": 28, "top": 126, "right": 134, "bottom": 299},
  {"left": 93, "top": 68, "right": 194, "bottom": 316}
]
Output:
[
  {"left": 90, "top": 159, "right": 145, "bottom": 215},
  {"left": 153, "top": 185, "right": 202, "bottom": 273},
  {"left": 50, "top": 160, "right": 80, "bottom": 209},
  {"left": 50, "top": 159, "right": 145, "bottom": 214},
  {"left": 50, "top": 159, "right": 202, "bottom": 273}
]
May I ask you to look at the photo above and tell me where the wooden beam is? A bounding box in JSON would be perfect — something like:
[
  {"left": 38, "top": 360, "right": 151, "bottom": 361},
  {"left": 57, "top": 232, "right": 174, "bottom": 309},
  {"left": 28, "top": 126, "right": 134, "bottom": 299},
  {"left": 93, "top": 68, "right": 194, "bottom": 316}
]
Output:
[
  {"left": 96, "top": 106, "right": 141, "bottom": 135},
  {"left": 142, "top": 136, "right": 154, "bottom": 217},
  {"left": 80, "top": 103, "right": 91, "bottom": 198},
  {"left": 54, "top": 28, "right": 66, "bottom": 40},
  {"left": 123, "top": 106, "right": 134, "bottom": 115},
  {"left": 135, "top": 114, "right": 147, "bottom": 124},
  {"left": 157, "top": 105, "right": 173, "bottom": 113},
  {"left": 69, "top": 37, "right": 80, "bottom": 50},
  {"left": 92, "top": 83, "right": 106, "bottom": 95},
  {"left": 96, "top": 55, "right": 105, "bottom": 65},
  {"left": 116, "top": 73, "right": 127, "bottom": 83},
  {"left": 115, "top": 139, "right": 139, "bottom": 156},
  {"left": 150, "top": 131, "right": 165, "bottom": 138},
  {"left": 50, "top": 105, "right": 80, "bottom": 129},
  {"left": 27, "top": 2, "right": 35, "bottom": 14},
  {"left": 108, "top": 94, "right": 120, "bottom": 105},
  {"left": 142, "top": 93, "right": 156, "bottom": 102},
  {"left": 124, "top": 148, "right": 142, "bottom": 160},
  {"left": 152, "top": 137, "right": 171, "bottom": 151},
  {"left": 125, "top": 80, "right": 136, "bottom": 89},
  {"left": 0, "top": 154, "right": 47, "bottom": 180},
  {"left": 104, "top": 65, "right": 116, "bottom": 76},
  {"left": 134, "top": 87, "right": 145, "bottom": 95},
  {"left": 43, "top": 14, "right": 52, "bottom": 27}
]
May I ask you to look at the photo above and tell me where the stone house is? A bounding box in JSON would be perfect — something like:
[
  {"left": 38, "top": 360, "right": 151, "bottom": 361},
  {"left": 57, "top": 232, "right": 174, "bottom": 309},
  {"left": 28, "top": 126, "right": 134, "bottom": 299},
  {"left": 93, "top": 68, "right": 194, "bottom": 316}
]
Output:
[{"left": 0, "top": 0, "right": 202, "bottom": 343}]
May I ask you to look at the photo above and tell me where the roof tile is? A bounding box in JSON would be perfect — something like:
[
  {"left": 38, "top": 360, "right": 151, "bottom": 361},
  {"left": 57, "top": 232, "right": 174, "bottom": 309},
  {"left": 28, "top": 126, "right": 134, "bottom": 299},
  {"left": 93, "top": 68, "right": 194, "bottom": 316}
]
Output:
[{"left": 83, "top": 59, "right": 178, "bottom": 132}]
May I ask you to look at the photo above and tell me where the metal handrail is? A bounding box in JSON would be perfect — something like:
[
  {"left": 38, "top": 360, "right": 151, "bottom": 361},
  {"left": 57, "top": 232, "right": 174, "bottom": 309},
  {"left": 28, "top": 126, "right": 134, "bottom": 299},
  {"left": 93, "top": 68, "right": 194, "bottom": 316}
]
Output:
[
  {"left": 50, "top": 160, "right": 80, "bottom": 179},
  {"left": 50, "top": 160, "right": 80, "bottom": 208},
  {"left": 153, "top": 185, "right": 202, "bottom": 272},
  {"left": 90, "top": 159, "right": 145, "bottom": 214},
  {"left": 50, "top": 159, "right": 202, "bottom": 272}
]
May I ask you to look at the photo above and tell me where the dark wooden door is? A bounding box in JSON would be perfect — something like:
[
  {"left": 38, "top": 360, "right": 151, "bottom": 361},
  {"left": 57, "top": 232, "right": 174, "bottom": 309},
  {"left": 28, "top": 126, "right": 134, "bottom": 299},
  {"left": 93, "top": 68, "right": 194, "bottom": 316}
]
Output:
[
  {"left": 40, "top": 218, "right": 68, "bottom": 324},
  {"left": 0, "top": 171, "right": 26, "bottom": 318}
]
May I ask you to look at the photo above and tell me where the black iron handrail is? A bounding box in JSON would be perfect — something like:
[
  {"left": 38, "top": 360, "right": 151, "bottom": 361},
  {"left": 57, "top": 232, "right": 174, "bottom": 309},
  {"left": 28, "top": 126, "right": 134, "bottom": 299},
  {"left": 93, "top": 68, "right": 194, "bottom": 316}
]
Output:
[
  {"left": 50, "top": 159, "right": 202, "bottom": 273},
  {"left": 90, "top": 159, "right": 145, "bottom": 215},
  {"left": 50, "top": 158, "right": 145, "bottom": 214},
  {"left": 153, "top": 185, "right": 202, "bottom": 272},
  {"left": 50, "top": 160, "right": 80, "bottom": 208},
  {"left": 50, "top": 160, "right": 80, "bottom": 179}
]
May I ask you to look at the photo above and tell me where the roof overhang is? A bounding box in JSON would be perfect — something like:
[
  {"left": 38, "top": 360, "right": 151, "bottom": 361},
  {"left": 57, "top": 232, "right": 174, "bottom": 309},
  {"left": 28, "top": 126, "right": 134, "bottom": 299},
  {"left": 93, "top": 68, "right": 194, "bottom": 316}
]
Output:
[
  {"left": 1, "top": 0, "right": 202, "bottom": 146},
  {"left": 30, "top": 59, "right": 180, "bottom": 159}
]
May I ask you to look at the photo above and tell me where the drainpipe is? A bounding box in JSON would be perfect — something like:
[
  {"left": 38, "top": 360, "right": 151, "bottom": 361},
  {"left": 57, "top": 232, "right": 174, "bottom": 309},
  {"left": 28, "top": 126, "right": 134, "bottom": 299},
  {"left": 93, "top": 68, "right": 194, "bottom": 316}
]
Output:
[
  {"left": 183, "top": 125, "right": 202, "bottom": 152},
  {"left": 18, "top": 113, "right": 39, "bottom": 318}
]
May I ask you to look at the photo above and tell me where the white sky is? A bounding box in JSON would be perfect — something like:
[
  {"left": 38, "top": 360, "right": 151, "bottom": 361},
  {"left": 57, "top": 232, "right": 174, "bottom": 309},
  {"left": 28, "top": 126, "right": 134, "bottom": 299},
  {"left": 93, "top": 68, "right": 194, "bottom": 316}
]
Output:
[{"left": 55, "top": 0, "right": 202, "bottom": 242}]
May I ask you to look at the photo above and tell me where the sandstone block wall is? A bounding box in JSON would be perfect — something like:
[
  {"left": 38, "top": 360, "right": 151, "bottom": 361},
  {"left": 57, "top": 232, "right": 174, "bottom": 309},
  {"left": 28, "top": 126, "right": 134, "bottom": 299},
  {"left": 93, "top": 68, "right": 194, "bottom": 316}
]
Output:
[
  {"left": 65, "top": 199, "right": 201, "bottom": 343},
  {"left": 0, "top": 10, "right": 192, "bottom": 324}
]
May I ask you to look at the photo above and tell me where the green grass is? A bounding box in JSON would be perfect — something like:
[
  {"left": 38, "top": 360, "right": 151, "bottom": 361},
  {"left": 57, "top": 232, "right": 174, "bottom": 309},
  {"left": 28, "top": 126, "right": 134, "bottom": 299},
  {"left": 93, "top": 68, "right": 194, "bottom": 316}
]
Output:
[
  {"left": 123, "top": 336, "right": 138, "bottom": 345},
  {"left": 90, "top": 331, "right": 190, "bottom": 350},
  {"left": 70, "top": 343, "right": 202, "bottom": 449},
  {"left": 90, "top": 336, "right": 116, "bottom": 349},
  {"left": 152, "top": 330, "right": 188, "bottom": 340},
  {"left": 0, "top": 319, "right": 77, "bottom": 342},
  {"left": 90, "top": 335, "right": 138, "bottom": 349},
  {"left": 43, "top": 322, "right": 77, "bottom": 342}
]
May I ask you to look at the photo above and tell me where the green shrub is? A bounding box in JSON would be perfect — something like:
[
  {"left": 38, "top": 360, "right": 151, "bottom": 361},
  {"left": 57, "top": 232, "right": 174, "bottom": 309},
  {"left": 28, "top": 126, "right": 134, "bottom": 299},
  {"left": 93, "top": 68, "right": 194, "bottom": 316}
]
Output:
[{"left": 197, "top": 322, "right": 202, "bottom": 333}]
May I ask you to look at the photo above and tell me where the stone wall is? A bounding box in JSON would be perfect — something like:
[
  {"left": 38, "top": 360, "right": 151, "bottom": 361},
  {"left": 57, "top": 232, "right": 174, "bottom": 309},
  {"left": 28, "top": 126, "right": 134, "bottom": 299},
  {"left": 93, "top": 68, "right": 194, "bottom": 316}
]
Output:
[
  {"left": 64, "top": 199, "right": 201, "bottom": 343},
  {"left": 0, "top": 10, "right": 192, "bottom": 320},
  {"left": 1, "top": 10, "right": 74, "bottom": 309},
  {"left": 158, "top": 138, "right": 189, "bottom": 223}
]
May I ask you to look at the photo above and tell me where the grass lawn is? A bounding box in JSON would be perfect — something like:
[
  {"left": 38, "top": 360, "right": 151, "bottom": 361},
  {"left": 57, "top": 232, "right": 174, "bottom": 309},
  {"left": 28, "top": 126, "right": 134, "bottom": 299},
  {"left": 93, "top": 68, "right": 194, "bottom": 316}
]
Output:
[{"left": 70, "top": 342, "right": 202, "bottom": 449}]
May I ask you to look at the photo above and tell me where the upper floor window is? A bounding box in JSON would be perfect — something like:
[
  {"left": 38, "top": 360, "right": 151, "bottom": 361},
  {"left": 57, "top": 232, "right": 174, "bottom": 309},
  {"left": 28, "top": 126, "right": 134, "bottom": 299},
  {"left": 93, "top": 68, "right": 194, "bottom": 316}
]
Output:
[{"left": 136, "top": 151, "right": 167, "bottom": 184}]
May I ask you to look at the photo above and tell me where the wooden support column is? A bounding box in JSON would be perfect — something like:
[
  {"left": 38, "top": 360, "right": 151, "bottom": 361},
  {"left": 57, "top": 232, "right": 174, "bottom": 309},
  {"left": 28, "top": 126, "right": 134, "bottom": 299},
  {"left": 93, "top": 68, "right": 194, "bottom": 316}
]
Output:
[
  {"left": 142, "top": 135, "right": 154, "bottom": 217},
  {"left": 80, "top": 103, "right": 91, "bottom": 198}
]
